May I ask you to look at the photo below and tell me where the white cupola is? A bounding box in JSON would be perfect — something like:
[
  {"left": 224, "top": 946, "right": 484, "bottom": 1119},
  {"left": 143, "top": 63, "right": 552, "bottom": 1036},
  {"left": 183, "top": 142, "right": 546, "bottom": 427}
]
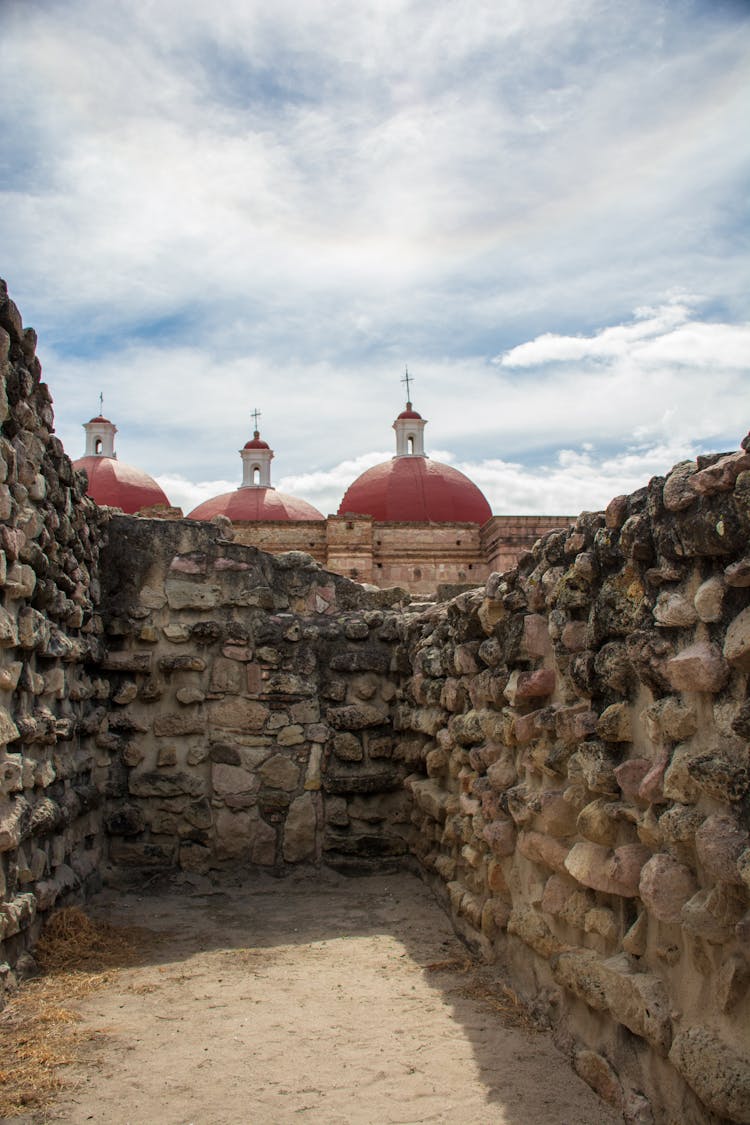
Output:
[
  {"left": 393, "top": 402, "right": 427, "bottom": 458},
  {"left": 83, "top": 414, "right": 117, "bottom": 458},
  {"left": 239, "top": 428, "right": 274, "bottom": 489}
]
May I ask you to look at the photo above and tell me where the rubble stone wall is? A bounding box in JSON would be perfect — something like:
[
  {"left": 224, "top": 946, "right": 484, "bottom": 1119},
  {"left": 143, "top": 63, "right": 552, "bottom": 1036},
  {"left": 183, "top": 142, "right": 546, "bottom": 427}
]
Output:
[
  {"left": 0, "top": 282, "right": 110, "bottom": 986},
  {"left": 96, "top": 517, "right": 416, "bottom": 878},
  {"left": 398, "top": 444, "right": 750, "bottom": 1124}
]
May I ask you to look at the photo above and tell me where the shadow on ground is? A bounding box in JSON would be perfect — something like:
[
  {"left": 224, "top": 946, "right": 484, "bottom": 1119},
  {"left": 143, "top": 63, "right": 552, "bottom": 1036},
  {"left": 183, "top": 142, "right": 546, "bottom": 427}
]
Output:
[{"left": 36, "top": 867, "right": 616, "bottom": 1125}]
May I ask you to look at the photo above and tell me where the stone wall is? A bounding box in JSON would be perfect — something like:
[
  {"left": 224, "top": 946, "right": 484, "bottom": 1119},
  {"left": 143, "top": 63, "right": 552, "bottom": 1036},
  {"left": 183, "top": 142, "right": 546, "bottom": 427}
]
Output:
[
  {"left": 398, "top": 443, "right": 750, "bottom": 1124},
  {"left": 0, "top": 281, "right": 110, "bottom": 988},
  {"left": 482, "top": 514, "right": 575, "bottom": 574},
  {"left": 96, "top": 517, "right": 415, "bottom": 877}
]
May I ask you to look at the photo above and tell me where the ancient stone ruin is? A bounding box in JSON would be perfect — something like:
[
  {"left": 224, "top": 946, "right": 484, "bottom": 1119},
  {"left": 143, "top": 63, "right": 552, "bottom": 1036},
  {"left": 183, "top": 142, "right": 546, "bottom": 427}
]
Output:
[{"left": 1, "top": 278, "right": 749, "bottom": 1123}]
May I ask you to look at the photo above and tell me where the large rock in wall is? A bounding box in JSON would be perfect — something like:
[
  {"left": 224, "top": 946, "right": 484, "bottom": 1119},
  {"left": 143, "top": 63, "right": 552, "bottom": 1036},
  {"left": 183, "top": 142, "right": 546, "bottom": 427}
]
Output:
[
  {"left": 0, "top": 281, "right": 110, "bottom": 995},
  {"left": 396, "top": 439, "right": 750, "bottom": 1123},
  {"left": 96, "top": 516, "right": 415, "bottom": 876}
]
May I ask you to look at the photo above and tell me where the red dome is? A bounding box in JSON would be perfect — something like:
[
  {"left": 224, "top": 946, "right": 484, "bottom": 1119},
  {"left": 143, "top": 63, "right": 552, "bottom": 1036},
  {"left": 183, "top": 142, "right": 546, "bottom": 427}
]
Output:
[
  {"left": 338, "top": 457, "right": 492, "bottom": 523},
  {"left": 73, "top": 456, "right": 170, "bottom": 514},
  {"left": 188, "top": 488, "right": 324, "bottom": 522},
  {"left": 397, "top": 408, "right": 423, "bottom": 420},
  {"left": 243, "top": 437, "right": 270, "bottom": 450}
]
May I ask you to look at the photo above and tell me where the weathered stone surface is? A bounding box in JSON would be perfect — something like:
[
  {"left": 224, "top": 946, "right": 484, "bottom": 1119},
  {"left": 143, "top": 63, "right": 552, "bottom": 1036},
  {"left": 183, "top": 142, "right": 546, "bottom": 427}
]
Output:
[
  {"left": 211, "top": 763, "right": 259, "bottom": 799},
  {"left": 695, "top": 813, "right": 748, "bottom": 885},
  {"left": 0, "top": 706, "right": 20, "bottom": 747},
  {"left": 564, "top": 842, "right": 650, "bottom": 897},
  {"left": 517, "top": 830, "right": 569, "bottom": 873},
  {"left": 165, "top": 581, "right": 220, "bottom": 610},
  {"left": 553, "top": 949, "right": 672, "bottom": 1052},
  {"left": 680, "top": 886, "right": 746, "bottom": 944},
  {"left": 332, "top": 732, "right": 363, "bottom": 762},
  {"left": 726, "top": 557, "right": 750, "bottom": 587},
  {"left": 694, "top": 575, "right": 726, "bottom": 622},
  {"left": 153, "top": 712, "right": 205, "bottom": 738},
  {"left": 208, "top": 697, "right": 269, "bottom": 731},
  {"left": 724, "top": 607, "right": 750, "bottom": 671},
  {"left": 326, "top": 704, "right": 385, "bottom": 730},
  {"left": 504, "top": 668, "right": 555, "bottom": 705},
  {"left": 639, "top": 853, "right": 698, "bottom": 922},
  {"left": 283, "top": 792, "right": 317, "bottom": 862},
  {"left": 129, "top": 771, "right": 205, "bottom": 799},
  {"left": 596, "top": 702, "right": 631, "bottom": 742},
  {"left": 643, "top": 696, "right": 697, "bottom": 744},
  {"left": 653, "top": 591, "right": 697, "bottom": 629},
  {"left": 573, "top": 1049, "right": 623, "bottom": 1109},
  {"left": 214, "top": 807, "right": 276, "bottom": 864},
  {"left": 669, "top": 1028, "right": 750, "bottom": 1124},
  {"left": 259, "top": 754, "right": 300, "bottom": 791},
  {"left": 666, "top": 642, "right": 730, "bottom": 693},
  {"left": 507, "top": 905, "right": 564, "bottom": 958}
]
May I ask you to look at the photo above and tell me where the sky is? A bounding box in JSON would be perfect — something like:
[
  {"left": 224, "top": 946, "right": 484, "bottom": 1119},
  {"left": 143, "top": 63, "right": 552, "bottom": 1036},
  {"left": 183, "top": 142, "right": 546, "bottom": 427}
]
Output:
[{"left": 1, "top": 0, "right": 748, "bottom": 517}]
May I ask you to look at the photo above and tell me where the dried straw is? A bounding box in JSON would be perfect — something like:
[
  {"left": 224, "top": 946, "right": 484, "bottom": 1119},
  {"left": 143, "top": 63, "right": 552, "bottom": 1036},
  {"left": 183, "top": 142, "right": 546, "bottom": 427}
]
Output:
[{"left": 0, "top": 906, "right": 154, "bottom": 1117}]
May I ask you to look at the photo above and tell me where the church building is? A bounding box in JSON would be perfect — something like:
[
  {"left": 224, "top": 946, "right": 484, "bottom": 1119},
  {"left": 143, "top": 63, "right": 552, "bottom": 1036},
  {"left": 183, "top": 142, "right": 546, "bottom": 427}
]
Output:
[{"left": 74, "top": 395, "right": 572, "bottom": 594}]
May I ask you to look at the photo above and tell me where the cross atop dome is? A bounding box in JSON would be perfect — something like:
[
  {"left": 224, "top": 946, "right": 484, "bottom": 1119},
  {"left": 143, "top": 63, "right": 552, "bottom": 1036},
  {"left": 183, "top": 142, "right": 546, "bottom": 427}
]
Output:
[{"left": 401, "top": 365, "right": 414, "bottom": 409}]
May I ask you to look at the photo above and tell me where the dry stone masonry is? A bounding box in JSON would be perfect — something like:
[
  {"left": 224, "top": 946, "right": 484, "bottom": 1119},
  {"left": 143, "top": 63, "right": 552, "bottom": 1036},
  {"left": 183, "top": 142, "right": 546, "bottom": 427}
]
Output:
[{"left": 1, "top": 279, "right": 749, "bottom": 1124}]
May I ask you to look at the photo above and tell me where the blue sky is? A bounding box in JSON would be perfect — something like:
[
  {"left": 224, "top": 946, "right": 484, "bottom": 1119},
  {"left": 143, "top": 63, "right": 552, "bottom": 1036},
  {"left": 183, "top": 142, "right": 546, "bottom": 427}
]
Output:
[{"left": 1, "top": 0, "right": 748, "bottom": 516}]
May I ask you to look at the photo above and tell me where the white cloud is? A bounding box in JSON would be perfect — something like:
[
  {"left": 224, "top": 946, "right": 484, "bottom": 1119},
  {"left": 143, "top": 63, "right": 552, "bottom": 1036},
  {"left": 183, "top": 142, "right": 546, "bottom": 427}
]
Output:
[{"left": 1, "top": 0, "right": 748, "bottom": 524}]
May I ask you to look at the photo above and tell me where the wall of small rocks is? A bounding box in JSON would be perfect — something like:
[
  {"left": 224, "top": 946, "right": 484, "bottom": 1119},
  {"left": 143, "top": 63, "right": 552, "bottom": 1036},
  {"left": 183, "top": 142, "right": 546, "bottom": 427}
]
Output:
[
  {"left": 397, "top": 439, "right": 750, "bottom": 1124},
  {"left": 0, "top": 281, "right": 110, "bottom": 992},
  {"left": 96, "top": 516, "right": 416, "bottom": 877}
]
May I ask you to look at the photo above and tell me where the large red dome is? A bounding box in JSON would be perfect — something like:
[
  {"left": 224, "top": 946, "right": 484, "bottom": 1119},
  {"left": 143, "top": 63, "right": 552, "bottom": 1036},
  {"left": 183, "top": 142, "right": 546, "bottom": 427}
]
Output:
[
  {"left": 188, "top": 488, "right": 324, "bottom": 522},
  {"left": 338, "top": 457, "right": 492, "bottom": 523},
  {"left": 73, "top": 456, "right": 170, "bottom": 514}
]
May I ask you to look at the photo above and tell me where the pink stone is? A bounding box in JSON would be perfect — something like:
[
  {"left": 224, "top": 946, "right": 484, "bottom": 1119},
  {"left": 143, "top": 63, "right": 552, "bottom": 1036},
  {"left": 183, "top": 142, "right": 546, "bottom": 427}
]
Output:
[
  {"left": 517, "top": 830, "right": 570, "bottom": 873},
  {"left": 605, "top": 495, "right": 629, "bottom": 530},
  {"left": 505, "top": 667, "right": 556, "bottom": 705},
  {"left": 541, "top": 874, "right": 577, "bottom": 916},
  {"left": 169, "top": 554, "right": 206, "bottom": 574},
  {"left": 453, "top": 644, "right": 479, "bottom": 675},
  {"left": 571, "top": 710, "right": 599, "bottom": 740},
  {"left": 637, "top": 747, "right": 670, "bottom": 805},
  {"left": 522, "top": 614, "right": 550, "bottom": 658},
  {"left": 695, "top": 814, "right": 748, "bottom": 886},
  {"left": 666, "top": 642, "right": 730, "bottom": 693},
  {"left": 441, "top": 678, "right": 467, "bottom": 713},
  {"left": 487, "top": 754, "right": 517, "bottom": 792},
  {"left": 724, "top": 608, "right": 750, "bottom": 671},
  {"left": 639, "top": 853, "right": 698, "bottom": 922},
  {"left": 614, "top": 758, "right": 651, "bottom": 802},
  {"left": 561, "top": 621, "right": 589, "bottom": 652},
  {"left": 565, "top": 841, "right": 651, "bottom": 897},
  {"left": 555, "top": 703, "right": 595, "bottom": 742},
  {"left": 514, "top": 709, "right": 543, "bottom": 743},
  {"left": 213, "top": 557, "right": 251, "bottom": 571},
  {"left": 725, "top": 558, "right": 750, "bottom": 587},
  {"left": 692, "top": 450, "right": 750, "bottom": 494},
  {"left": 482, "top": 818, "right": 516, "bottom": 857}
]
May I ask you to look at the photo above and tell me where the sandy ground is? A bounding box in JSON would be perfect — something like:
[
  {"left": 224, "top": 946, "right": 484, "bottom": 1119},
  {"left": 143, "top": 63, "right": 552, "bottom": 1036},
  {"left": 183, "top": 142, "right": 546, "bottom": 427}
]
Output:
[{"left": 38, "top": 868, "right": 617, "bottom": 1125}]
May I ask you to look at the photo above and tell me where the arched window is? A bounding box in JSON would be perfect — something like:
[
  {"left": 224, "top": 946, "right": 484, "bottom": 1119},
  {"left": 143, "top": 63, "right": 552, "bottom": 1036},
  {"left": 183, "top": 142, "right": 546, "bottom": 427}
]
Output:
[
  {"left": 407, "top": 434, "right": 415, "bottom": 454},
  {"left": 253, "top": 466, "right": 261, "bottom": 485},
  {"left": 95, "top": 438, "right": 102, "bottom": 454}
]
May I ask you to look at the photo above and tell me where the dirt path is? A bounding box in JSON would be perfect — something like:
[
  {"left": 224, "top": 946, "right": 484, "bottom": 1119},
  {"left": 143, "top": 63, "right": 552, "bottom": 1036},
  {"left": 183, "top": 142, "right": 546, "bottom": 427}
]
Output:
[{"left": 43, "top": 869, "right": 615, "bottom": 1125}]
